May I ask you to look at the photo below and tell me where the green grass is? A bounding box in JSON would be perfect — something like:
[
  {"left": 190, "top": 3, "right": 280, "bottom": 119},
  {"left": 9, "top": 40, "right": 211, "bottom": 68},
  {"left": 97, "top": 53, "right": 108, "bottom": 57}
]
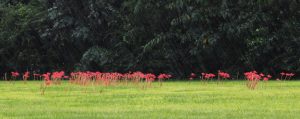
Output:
[{"left": 0, "top": 80, "right": 300, "bottom": 119}]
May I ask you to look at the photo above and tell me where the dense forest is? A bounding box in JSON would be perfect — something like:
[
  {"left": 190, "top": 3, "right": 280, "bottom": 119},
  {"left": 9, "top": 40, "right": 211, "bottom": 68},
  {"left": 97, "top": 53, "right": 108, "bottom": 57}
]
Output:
[{"left": 0, "top": 0, "right": 299, "bottom": 78}]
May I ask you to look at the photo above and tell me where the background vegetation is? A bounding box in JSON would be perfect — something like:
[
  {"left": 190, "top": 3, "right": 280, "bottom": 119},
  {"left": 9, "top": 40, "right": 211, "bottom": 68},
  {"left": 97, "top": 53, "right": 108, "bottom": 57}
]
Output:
[{"left": 0, "top": 0, "right": 299, "bottom": 77}]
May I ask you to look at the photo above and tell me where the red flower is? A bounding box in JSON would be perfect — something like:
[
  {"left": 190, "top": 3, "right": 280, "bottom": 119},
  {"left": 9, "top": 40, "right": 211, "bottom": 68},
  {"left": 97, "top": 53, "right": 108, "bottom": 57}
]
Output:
[
  {"left": 190, "top": 73, "right": 196, "bottom": 78},
  {"left": 52, "top": 71, "right": 65, "bottom": 79},
  {"left": 259, "top": 73, "right": 265, "bottom": 77},
  {"left": 23, "top": 71, "right": 30, "bottom": 80},
  {"left": 244, "top": 71, "right": 261, "bottom": 81},
  {"left": 189, "top": 73, "right": 196, "bottom": 80},
  {"left": 42, "top": 73, "right": 51, "bottom": 85},
  {"left": 218, "top": 71, "right": 230, "bottom": 79},
  {"left": 286, "top": 73, "right": 295, "bottom": 77},
  {"left": 145, "top": 73, "right": 156, "bottom": 82},
  {"left": 11, "top": 71, "right": 20, "bottom": 78},
  {"left": 202, "top": 73, "right": 216, "bottom": 79},
  {"left": 158, "top": 74, "right": 172, "bottom": 79}
]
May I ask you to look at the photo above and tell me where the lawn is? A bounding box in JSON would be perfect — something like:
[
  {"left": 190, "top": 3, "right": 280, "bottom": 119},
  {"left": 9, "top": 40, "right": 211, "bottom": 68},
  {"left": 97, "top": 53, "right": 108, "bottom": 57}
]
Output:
[{"left": 0, "top": 80, "right": 300, "bottom": 119}]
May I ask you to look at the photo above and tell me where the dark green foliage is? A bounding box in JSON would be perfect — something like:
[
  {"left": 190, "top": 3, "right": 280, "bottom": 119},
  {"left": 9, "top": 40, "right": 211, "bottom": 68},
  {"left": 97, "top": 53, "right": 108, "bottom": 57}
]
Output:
[{"left": 0, "top": 0, "right": 299, "bottom": 77}]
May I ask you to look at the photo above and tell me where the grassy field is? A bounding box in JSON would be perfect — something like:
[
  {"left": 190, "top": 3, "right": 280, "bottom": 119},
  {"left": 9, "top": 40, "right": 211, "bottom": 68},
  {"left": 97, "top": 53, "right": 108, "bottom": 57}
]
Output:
[{"left": 0, "top": 80, "right": 300, "bottom": 119}]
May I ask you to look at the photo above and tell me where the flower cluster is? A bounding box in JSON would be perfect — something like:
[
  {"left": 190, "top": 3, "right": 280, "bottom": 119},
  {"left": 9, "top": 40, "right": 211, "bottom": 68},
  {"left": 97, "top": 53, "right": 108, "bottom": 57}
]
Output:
[
  {"left": 158, "top": 74, "right": 172, "bottom": 80},
  {"left": 201, "top": 73, "right": 216, "bottom": 79},
  {"left": 280, "top": 72, "right": 295, "bottom": 80},
  {"left": 244, "top": 71, "right": 261, "bottom": 89},
  {"left": 260, "top": 73, "right": 272, "bottom": 81},
  {"left": 244, "top": 71, "right": 261, "bottom": 81},
  {"left": 42, "top": 73, "right": 51, "bottom": 85},
  {"left": 11, "top": 72, "right": 20, "bottom": 78},
  {"left": 68, "top": 71, "right": 172, "bottom": 86},
  {"left": 218, "top": 71, "right": 230, "bottom": 79},
  {"left": 280, "top": 72, "right": 295, "bottom": 77},
  {"left": 52, "top": 71, "right": 65, "bottom": 79},
  {"left": 189, "top": 73, "right": 197, "bottom": 80},
  {"left": 145, "top": 73, "right": 156, "bottom": 82},
  {"left": 23, "top": 71, "right": 30, "bottom": 81},
  {"left": 244, "top": 71, "right": 272, "bottom": 89},
  {"left": 51, "top": 71, "right": 65, "bottom": 84}
]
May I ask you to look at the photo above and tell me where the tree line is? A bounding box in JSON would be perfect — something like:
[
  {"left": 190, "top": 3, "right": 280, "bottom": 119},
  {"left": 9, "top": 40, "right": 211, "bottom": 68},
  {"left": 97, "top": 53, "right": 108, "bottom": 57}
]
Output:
[{"left": 0, "top": 0, "right": 299, "bottom": 78}]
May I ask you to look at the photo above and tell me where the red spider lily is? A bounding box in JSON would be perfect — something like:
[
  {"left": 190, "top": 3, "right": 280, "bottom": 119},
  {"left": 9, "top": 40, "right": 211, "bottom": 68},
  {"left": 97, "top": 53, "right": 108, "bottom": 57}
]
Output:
[
  {"left": 218, "top": 71, "right": 230, "bottom": 79},
  {"left": 202, "top": 73, "right": 216, "bottom": 79},
  {"left": 280, "top": 72, "right": 295, "bottom": 80},
  {"left": 23, "top": 71, "right": 30, "bottom": 82},
  {"left": 286, "top": 73, "right": 295, "bottom": 77},
  {"left": 201, "top": 73, "right": 205, "bottom": 77},
  {"left": 261, "top": 74, "right": 271, "bottom": 81},
  {"left": 158, "top": 74, "right": 172, "bottom": 79},
  {"left": 132, "top": 71, "right": 145, "bottom": 78},
  {"left": 285, "top": 73, "right": 295, "bottom": 80},
  {"left": 157, "top": 73, "right": 171, "bottom": 86},
  {"left": 262, "top": 74, "right": 271, "bottom": 88},
  {"left": 280, "top": 72, "right": 285, "bottom": 80},
  {"left": 42, "top": 73, "right": 51, "bottom": 86},
  {"left": 11, "top": 71, "right": 20, "bottom": 78},
  {"left": 143, "top": 73, "right": 156, "bottom": 88},
  {"left": 145, "top": 73, "right": 156, "bottom": 82},
  {"left": 109, "top": 72, "right": 123, "bottom": 85},
  {"left": 263, "top": 77, "right": 269, "bottom": 81},
  {"left": 244, "top": 71, "right": 272, "bottom": 89},
  {"left": 122, "top": 73, "right": 133, "bottom": 85},
  {"left": 131, "top": 71, "right": 145, "bottom": 84},
  {"left": 51, "top": 71, "right": 65, "bottom": 85},
  {"left": 70, "top": 71, "right": 128, "bottom": 86},
  {"left": 40, "top": 72, "right": 51, "bottom": 95},
  {"left": 52, "top": 71, "right": 65, "bottom": 79},
  {"left": 244, "top": 71, "right": 261, "bottom": 81},
  {"left": 244, "top": 71, "right": 262, "bottom": 89},
  {"left": 259, "top": 73, "right": 265, "bottom": 77},
  {"left": 262, "top": 74, "right": 271, "bottom": 82},
  {"left": 189, "top": 73, "right": 196, "bottom": 80}
]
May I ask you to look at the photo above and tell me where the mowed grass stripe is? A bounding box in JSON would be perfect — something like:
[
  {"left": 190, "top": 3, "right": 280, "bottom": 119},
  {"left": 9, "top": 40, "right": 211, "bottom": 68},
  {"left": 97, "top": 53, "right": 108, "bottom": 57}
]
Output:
[{"left": 0, "top": 81, "right": 299, "bottom": 119}]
